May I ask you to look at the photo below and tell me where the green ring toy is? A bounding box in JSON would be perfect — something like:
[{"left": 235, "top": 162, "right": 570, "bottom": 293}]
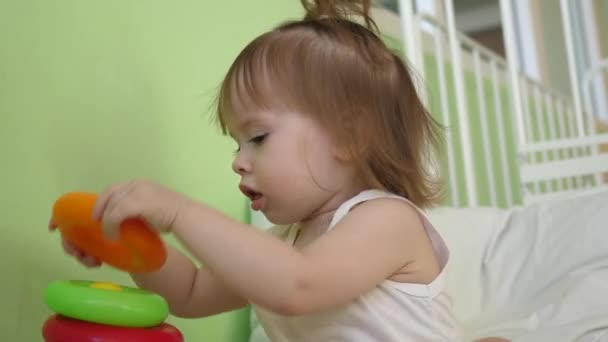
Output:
[{"left": 44, "top": 280, "right": 169, "bottom": 328}]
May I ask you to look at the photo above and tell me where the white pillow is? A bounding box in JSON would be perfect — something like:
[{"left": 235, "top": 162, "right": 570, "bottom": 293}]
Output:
[
  {"left": 479, "top": 189, "right": 608, "bottom": 312},
  {"left": 439, "top": 190, "right": 608, "bottom": 341}
]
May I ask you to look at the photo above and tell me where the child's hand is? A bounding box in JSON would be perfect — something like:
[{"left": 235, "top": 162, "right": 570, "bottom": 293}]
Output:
[
  {"left": 92, "top": 180, "right": 189, "bottom": 240},
  {"left": 48, "top": 220, "right": 102, "bottom": 268}
]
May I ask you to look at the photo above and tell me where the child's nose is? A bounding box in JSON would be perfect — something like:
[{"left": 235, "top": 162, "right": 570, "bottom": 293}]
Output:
[{"left": 232, "top": 154, "right": 252, "bottom": 175}]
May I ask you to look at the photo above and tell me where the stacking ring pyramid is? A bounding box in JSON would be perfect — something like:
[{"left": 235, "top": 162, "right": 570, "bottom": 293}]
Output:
[
  {"left": 45, "top": 193, "right": 181, "bottom": 340},
  {"left": 43, "top": 280, "right": 183, "bottom": 341}
]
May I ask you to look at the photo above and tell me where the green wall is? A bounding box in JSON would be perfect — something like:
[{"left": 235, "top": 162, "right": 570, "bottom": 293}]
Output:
[{"left": 0, "top": 1, "right": 300, "bottom": 341}]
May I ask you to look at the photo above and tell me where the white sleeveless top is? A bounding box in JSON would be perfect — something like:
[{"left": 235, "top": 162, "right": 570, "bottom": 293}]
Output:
[{"left": 254, "top": 190, "right": 462, "bottom": 341}]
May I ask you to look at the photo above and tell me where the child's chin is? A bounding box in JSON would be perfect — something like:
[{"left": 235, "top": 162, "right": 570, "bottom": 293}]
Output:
[{"left": 264, "top": 213, "right": 294, "bottom": 226}]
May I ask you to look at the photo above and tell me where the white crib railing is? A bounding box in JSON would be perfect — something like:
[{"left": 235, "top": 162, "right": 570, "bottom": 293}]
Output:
[{"left": 391, "top": 0, "right": 608, "bottom": 208}]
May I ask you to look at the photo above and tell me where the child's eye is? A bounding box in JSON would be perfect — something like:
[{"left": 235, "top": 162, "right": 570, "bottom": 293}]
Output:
[
  {"left": 233, "top": 147, "right": 240, "bottom": 156},
  {"left": 249, "top": 134, "right": 268, "bottom": 145}
]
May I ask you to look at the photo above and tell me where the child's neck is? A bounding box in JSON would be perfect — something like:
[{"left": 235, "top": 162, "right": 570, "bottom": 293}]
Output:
[
  {"left": 298, "top": 210, "right": 335, "bottom": 236},
  {"left": 295, "top": 185, "right": 367, "bottom": 247}
]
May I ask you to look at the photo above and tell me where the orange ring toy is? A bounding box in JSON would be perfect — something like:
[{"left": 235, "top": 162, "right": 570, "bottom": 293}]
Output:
[{"left": 52, "top": 192, "right": 167, "bottom": 273}]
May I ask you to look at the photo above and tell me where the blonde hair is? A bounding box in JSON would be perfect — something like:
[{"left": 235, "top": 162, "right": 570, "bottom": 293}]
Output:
[{"left": 217, "top": 0, "right": 443, "bottom": 208}]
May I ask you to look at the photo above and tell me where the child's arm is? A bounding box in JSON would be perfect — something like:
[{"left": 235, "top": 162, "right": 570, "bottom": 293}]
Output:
[
  {"left": 131, "top": 245, "right": 248, "bottom": 318},
  {"left": 95, "top": 181, "right": 426, "bottom": 316},
  {"left": 172, "top": 197, "right": 424, "bottom": 316},
  {"left": 52, "top": 204, "right": 247, "bottom": 318}
]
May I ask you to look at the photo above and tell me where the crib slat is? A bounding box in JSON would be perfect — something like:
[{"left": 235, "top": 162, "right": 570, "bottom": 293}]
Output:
[
  {"left": 499, "top": 0, "right": 527, "bottom": 149},
  {"left": 555, "top": 98, "right": 566, "bottom": 146},
  {"left": 579, "top": 65, "right": 602, "bottom": 188},
  {"left": 491, "top": 60, "right": 513, "bottom": 207},
  {"left": 473, "top": 50, "right": 497, "bottom": 206},
  {"left": 565, "top": 103, "right": 582, "bottom": 189},
  {"left": 534, "top": 85, "right": 550, "bottom": 192},
  {"left": 412, "top": 15, "right": 426, "bottom": 104},
  {"left": 520, "top": 80, "right": 534, "bottom": 153},
  {"left": 499, "top": 0, "right": 528, "bottom": 203},
  {"left": 397, "top": 0, "right": 425, "bottom": 100},
  {"left": 544, "top": 95, "right": 558, "bottom": 148},
  {"left": 544, "top": 93, "right": 560, "bottom": 192},
  {"left": 443, "top": 0, "right": 477, "bottom": 207},
  {"left": 555, "top": 98, "right": 568, "bottom": 189},
  {"left": 519, "top": 79, "right": 537, "bottom": 196},
  {"left": 559, "top": 0, "right": 586, "bottom": 139},
  {"left": 432, "top": 25, "right": 459, "bottom": 207}
]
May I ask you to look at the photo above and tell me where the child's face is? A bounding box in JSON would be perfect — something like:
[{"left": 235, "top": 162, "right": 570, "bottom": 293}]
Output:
[{"left": 227, "top": 109, "right": 353, "bottom": 225}]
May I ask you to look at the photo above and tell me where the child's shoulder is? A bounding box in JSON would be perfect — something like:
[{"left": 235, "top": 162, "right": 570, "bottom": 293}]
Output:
[
  {"left": 334, "top": 189, "right": 426, "bottom": 229},
  {"left": 348, "top": 195, "right": 423, "bottom": 229}
]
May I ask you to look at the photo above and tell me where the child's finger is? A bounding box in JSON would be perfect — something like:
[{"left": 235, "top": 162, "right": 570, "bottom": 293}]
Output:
[
  {"left": 101, "top": 206, "right": 125, "bottom": 241},
  {"left": 48, "top": 219, "right": 57, "bottom": 231},
  {"left": 101, "top": 189, "right": 137, "bottom": 241},
  {"left": 80, "top": 255, "right": 102, "bottom": 267},
  {"left": 62, "top": 239, "right": 82, "bottom": 257},
  {"left": 92, "top": 183, "right": 126, "bottom": 221},
  {"left": 63, "top": 240, "right": 101, "bottom": 267}
]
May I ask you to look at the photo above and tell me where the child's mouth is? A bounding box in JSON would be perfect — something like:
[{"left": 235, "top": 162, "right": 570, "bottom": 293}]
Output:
[{"left": 239, "top": 184, "right": 265, "bottom": 211}]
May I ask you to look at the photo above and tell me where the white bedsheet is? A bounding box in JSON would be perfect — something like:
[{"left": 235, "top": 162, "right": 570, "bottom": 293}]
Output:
[{"left": 430, "top": 189, "right": 608, "bottom": 341}]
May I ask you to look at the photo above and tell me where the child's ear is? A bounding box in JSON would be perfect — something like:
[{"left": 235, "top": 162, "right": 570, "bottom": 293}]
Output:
[{"left": 333, "top": 144, "right": 353, "bottom": 162}]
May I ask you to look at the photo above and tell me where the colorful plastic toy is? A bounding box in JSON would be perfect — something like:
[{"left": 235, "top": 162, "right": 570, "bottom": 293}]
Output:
[
  {"left": 43, "top": 281, "right": 183, "bottom": 341},
  {"left": 52, "top": 191, "right": 167, "bottom": 273},
  {"left": 45, "top": 280, "right": 169, "bottom": 327},
  {"left": 42, "top": 314, "right": 183, "bottom": 342}
]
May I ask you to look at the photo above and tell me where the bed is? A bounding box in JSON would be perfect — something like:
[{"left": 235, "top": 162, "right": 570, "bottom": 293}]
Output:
[{"left": 247, "top": 1, "right": 608, "bottom": 341}]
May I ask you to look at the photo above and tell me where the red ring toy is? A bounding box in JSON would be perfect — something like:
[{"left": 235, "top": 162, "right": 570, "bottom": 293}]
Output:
[
  {"left": 42, "top": 314, "right": 183, "bottom": 342},
  {"left": 52, "top": 192, "right": 167, "bottom": 273}
]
